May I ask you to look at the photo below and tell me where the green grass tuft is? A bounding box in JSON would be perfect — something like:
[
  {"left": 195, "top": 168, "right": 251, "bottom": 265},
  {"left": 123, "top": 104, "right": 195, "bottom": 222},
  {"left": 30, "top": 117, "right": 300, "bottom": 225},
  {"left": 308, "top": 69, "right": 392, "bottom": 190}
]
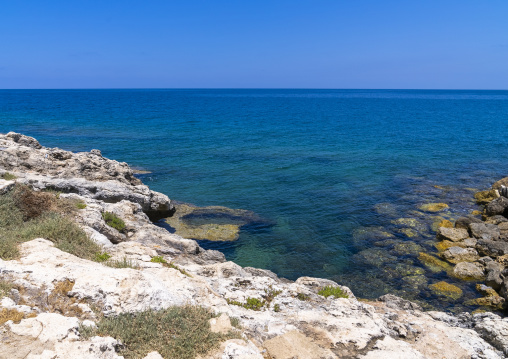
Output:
[
  {"left": 94, "top": 252, "right": 112, "bottom": 262},
  {"left": 79, "top": 305, "right": 237, "bottom": 359},
  {"left": 76, "top": 202, "right": 87, "bottom": 209},
  {"left": 104, "top": 257, "right": 139, "bottom": 269},
  {"left": 150, "top": 255, "right": 167, "bottom": 263},
  {"left": 102, "top": 211, "right": 126, "bottom": 232},
  {"left": 1, "top": 172, "right": 16, "bottom": 181},
  {"left": 296, "top": 293, "right": 310, "bottom": 301},
  {"left": 317, "top": 286, "right": 349, "bottom": 299},
  {"left": 150, "top": 256, "right": 192, "bottom": 277}
]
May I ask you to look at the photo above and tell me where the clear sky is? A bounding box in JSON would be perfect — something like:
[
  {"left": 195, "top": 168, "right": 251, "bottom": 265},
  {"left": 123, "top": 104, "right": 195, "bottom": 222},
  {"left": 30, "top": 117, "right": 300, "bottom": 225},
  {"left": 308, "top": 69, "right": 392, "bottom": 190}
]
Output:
[{"left": 1, "top": 1, "right": 507, "bottom": 89}]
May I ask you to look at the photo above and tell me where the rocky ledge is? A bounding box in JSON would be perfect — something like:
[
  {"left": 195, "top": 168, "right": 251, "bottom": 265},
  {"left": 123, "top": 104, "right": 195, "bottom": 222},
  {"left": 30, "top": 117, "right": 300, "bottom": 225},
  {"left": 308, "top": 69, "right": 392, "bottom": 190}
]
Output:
[{"left": 1, "top": 133, "right": 508, "bottom": 359}]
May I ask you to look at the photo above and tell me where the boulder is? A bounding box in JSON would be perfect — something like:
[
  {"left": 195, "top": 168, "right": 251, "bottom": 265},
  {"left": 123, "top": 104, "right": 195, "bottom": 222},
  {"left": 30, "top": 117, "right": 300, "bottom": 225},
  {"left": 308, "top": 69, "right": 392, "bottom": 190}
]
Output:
[
  {"left": 472, "top": 313, "right": 508, "bottom": 356},
  {"left": 454, "top": 216, "right": 482, "bottom": 230},
  {"left": 436, "top": 227, "right": 469, "bottom": 242},
  {"left": 484, "top": 215, "right": 508, "bottom": 225},
  {"left": 442, "top": 247, "right": 479, "bottom": 263},
  {"left": 485, "top": 261, "right": 505, "bottom": 291},
  {"left": 485, "top": 197, "right": 508, "bottom": 217},
  {"left": 418, "top": 203, "right": 449, "bottom": 212},
  {"left": 474, "top": 189, "right": 500, "bottom": 204},
  {"left": 469, "top": 223, "right": 500, "bottom": 241},
  {"left": 476, "top": 240, "right": 508, "bottom": 257},
  {"left": 452, "top": 262, "right": 485, "bottom": 280},
  {"left": 492, "top": 177, "right": 508, "bottom": 191}
]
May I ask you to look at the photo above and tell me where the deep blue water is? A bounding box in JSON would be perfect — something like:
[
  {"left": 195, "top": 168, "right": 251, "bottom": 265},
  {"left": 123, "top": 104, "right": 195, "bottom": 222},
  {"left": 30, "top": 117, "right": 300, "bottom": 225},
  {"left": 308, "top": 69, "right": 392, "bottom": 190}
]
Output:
[{"left": 1, "top": 89, "right": 508, "bottom": 311}]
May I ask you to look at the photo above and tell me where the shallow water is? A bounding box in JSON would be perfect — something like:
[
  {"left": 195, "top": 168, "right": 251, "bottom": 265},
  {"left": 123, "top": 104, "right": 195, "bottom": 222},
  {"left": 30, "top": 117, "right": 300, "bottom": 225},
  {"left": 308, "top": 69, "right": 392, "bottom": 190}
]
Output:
[{"left": 2, "top": 89, "right": 508, "bottom": 312}]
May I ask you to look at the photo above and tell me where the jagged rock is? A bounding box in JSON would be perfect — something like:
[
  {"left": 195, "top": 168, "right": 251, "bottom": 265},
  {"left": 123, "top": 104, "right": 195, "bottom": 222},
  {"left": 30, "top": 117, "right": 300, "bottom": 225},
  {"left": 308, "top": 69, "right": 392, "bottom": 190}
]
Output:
[
  {"left": 485, "top": 215, "right": 508, "bottom": 225},
  {"left": 442, "top": 247, "right": 480, "bottom": 263},
  {"left": 469, "top": 223, "right": 501, "bottom": 241},
  {"left": 360, "top": 336, "right": 426, "bottom": 359},
  {"left": 466, "top": 284, "right": 506, "bottom": 309},
  {"left": 377, "top": 294, "right": 422, "bottom": 311},
  {"left": 485, "top": 261, "right": 505, "bottom": 291},
  {"left": 492, "top": 177, "right": 508, "bottom": 191},
  {"left": 476, "top": 240, "right": 508, "bottom": 257},
  {"left": 486, "top": 197, "right": 508, "bottom": 217},
  {"left": 473, "top": 312, "right": 508, "bottom": 356},
  {"left": 454, "top": 216, "right": 482, "bottom": 230},
  {"left": 452, "top": 262, "right": 485, "bottom": 280},
  {"left": 475, "top": 189, "right": 500, "bottom": 204},
  {"left": 0, "top": 179, "right": 15, "bottom": 195},
  {"left": 436, "top": 227, "right": 469, "bottom": 242}
]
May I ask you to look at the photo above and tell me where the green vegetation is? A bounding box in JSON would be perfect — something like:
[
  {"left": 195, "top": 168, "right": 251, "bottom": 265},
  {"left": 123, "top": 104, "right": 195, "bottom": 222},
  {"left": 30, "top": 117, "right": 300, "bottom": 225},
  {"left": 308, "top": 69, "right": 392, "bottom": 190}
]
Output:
[
  {"left": 102, "top": 211, "right": 126, "bottom": 232},
  {"left": 317, "top": 286, "right": 349, "bottom": 299},
  {"left": 230, "top": 317, "right": 240, "bottom": 328},
  {"left": 150, "top": 256, "right": 192, "bottom": 277},
  {"left": 273, "top": 304, "right": 281, "bottom": 312},
  {"left": 296, "top": 293, "right": 310, "bottom": 301},
  {"left": 0, "top": 185, "right": 102, "bottom": 260},
  {"left": 104, "top": 257, "right": 139, "bottom": 269},
  {"left": 94, "top": 252, "right": 112, "bottom": 262},
  {"left": 227, "top": 286, "right": 282, "bottom": 311},
  {"left": 76, "top": 201, "right": 87, "bottom": 209},
  {"left": 79, "top": 305, "right": 236, "bottom": 359},
  {"left": 0, "top": 279, "right": 13, "bottom": 299},
  {"left": 1, "top": 172, "right": 16, "bottom": 180}
]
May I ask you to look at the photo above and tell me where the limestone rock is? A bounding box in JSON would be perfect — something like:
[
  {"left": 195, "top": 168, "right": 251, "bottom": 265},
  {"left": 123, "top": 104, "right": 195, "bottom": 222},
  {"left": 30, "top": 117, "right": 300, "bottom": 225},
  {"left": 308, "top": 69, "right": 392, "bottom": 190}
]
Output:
[
  {"left": 263, "top": 331, "right": 337, "bottom": 359},
  {"left": 360, "top": 336, "right": 426, "bottom": 359},
  {"left": 473, "top": 313, "right": 508, "bottom": 356},
  {"left": 0, "top": 179, "right": 15, "bottom": 195},
  {"left": 485, "top": 197, "right": 508, "bottom": 217},
  {"left": 442, "top": 247, "right": 480, "bottom": 263},
  {"left": 221, "top": 340, "right": 264, "bottom": 359},
  {"left": 469, "top": 223, "right": 500, "bottom": 241},
  {"left": 476, "top": 239, "right": 508, "bottom": 257},
  {"left": 210, "top": 313, "right": 233, "bottom": 334},
  {"left": 436, "top": 227, "right": 469, "bottom": 242},
  {"left": 452, "top": 262, "right": 485, "bottom": 280}
]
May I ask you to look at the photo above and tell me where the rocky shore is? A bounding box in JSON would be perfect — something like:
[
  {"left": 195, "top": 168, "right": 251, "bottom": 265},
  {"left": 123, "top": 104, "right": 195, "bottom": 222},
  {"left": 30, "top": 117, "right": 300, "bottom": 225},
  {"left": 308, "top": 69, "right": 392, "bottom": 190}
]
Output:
[{"left": 1, "top": 132, "right": 508, "bottom": 359}]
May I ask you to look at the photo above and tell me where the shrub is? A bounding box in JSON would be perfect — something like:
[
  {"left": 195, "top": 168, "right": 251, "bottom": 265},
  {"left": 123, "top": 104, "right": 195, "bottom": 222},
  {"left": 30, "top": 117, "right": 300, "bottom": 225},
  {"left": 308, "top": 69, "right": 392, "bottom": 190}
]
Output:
[
  {"left": 76, "top": 202, "right": 87, "bottom": 209},
  {"left": 273, "top": 304, "right": 281, "bottom": 312},
  {"left": 79, "top": 305, "right": 236, "bottom": 359},
  {"left": 296, "top": 293, "right": 310, "bottom": 301},
  {"left": 150, "top": 256, "right": 167, "bottom": 263},
  {"left": 1, "top": 172, "right": 16, "bottom": 181},
  {"left": 102, "top": 212, "right": 126, "bottom": 232},
  {"left": 227, "top": 297, "right": 265, "bottom": 311},
  {"left": 317, "top": 286, "right": 349, "bottom": 299}
]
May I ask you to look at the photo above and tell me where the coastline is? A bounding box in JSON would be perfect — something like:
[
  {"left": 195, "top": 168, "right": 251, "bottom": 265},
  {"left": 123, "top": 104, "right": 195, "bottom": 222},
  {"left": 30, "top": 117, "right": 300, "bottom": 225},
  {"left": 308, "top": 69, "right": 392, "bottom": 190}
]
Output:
[{"left": 1, "top": 132, "right": 508, "bottom": 358}]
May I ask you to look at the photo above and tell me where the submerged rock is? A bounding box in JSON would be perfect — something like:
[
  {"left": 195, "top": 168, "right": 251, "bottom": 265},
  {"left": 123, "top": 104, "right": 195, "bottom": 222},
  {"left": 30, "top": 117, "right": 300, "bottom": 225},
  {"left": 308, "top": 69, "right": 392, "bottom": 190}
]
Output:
[
  {"left": 436, "top": 227, "right": 469, "bottom": 242},
  {"left": 452, "top": 262, "right": 485, "bottom": 280},
  {"left": 429, "top": 281, "right": 463, "bottom": 300},
  {"left": 442, "top": 247, "right": 480, "bottom": 263},
  {"left": 419, "top": 203, "right": 449, "bottom": 212},
  {"left": 418, "top": 252, "right": 452, "bottom": 273}
]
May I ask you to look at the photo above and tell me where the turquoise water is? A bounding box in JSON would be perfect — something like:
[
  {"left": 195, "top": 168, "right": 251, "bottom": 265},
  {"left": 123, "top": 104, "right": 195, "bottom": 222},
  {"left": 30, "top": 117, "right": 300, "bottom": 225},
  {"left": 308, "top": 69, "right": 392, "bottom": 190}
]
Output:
[{"left": 1, "top": 89, "right": 508, "bottom": 311}]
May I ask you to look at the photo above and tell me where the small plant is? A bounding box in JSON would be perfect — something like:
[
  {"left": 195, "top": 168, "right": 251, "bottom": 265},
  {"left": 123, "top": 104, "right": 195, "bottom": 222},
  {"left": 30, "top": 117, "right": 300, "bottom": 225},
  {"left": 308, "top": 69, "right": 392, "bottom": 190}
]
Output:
[
  {"left": 263, "top": 286, "right": 282, "bottom": 305},
  {"left": 227, "top": 297, "right": 266, "bottom": 311},
  {"left": 76, "top": 202, "right": 87, "bottom": 209},
  {"left": 1, "top": 172, "right": 16, "bottom": 181},
  {"left": 273, "top": 304, "right": 281, "bottom": 312},
  {"left": 102, "top": 212, "right": 126, "bottom": 232},
  {"left": 105, "top": 257, "right": 139, "bottom": 269},
  {"left": 230, "top": 317, "right": 241, "bottom": 328},
  {"left": 94, "top": 252, "right": 112, "bottom": 262},
  {"left": 297, "top": 293, "right": 310, "bottom": 301},
  {"left": 317, "top": 286, "right": 349, "bottom": 299},
  {"left": 0, "top": 279, "right": 13, "bottom": 299},
  {"left": 150, "top": 256, "right": 192, "bottom": 277},
  {"left": 79, "top": 305, "right": 237, "bottom": 359},
  {"left": 150, "top": 256, "right": 167, "bottom": 264}
]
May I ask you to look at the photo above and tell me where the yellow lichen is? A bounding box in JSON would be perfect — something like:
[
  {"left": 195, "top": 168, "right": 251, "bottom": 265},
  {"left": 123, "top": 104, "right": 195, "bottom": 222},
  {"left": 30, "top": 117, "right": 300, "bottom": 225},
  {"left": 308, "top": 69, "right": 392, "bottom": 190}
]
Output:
[{"left": 418, "top": 252, "right": 452, "bottom": 273}]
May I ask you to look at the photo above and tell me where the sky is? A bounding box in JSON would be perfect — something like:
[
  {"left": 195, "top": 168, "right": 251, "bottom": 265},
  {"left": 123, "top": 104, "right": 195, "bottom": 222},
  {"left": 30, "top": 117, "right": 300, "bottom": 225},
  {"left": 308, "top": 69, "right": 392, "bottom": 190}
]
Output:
[{"left": 1, "top": 1, "right": 507, "bottom": 89}]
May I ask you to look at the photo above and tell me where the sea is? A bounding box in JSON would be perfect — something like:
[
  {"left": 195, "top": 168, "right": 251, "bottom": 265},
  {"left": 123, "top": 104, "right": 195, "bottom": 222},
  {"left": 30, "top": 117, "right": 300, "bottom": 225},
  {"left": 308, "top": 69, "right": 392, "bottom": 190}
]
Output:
[{"left": 1, "top": 89, "right": 508, "bottom": 312}]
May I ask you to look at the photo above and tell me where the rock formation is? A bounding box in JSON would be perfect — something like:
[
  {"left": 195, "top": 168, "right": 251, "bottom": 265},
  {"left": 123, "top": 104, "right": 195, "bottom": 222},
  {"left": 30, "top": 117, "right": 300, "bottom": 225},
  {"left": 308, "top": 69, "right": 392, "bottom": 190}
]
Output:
[{"left": 1, "top": 133, "right": 507, "bottom": 359}]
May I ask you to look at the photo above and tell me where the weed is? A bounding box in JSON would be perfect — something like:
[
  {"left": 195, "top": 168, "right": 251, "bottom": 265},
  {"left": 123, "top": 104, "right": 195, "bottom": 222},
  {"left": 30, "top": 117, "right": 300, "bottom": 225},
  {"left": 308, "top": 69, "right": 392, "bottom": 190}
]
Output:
[
  {"left": 79, "top": 305, "right": 236, "bottom": 359},
  {"left": 273, "top": 304, "right": 281, "bottom": 312},
  {"left": 105, "top": 257, "right": 139, "bottom": 269},
  {"left": 150, "top": 256, "right": 192, "bottom": 277},
  {"left": 94, "top": 252, "right": 112, "bottom": 262},
  {"left": 317, "top": 286, "right": 349, "bottom": 299},
  {"left": 1, "top": 172, "right": 16, "bottom": 181},
  {"left": 102, "top": 212, "right": 126, "bottom": 232},
  {"left": 263, "top": 286, "right": 282, "bottom": 305},
  {"left": 230, "top": 317, "right": 241, "bottom": 328},
  {"left": 227, "top": 297, "right": 266, "bottom": 311},
  {"left": 0, "top": 279, "right": 13, "bottom": 299},
  {"left": 150, "top": 256, "right": 167, "bottom": 263},
  {"left": 296, "top": 293, "right": 310, "bottom": 301},
  {"left": 0, "top": 308, "right": 25, "bottom": 326},
  {"left": 76, "top": 202, "right": 87, "bottom": 209}
]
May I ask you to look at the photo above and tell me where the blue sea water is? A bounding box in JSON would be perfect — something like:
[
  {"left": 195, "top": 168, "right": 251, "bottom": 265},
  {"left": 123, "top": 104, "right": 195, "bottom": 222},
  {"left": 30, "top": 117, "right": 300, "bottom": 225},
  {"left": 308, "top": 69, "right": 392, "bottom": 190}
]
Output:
[{"left": 1, "top": 89, "right": 508, "bottom": 311}]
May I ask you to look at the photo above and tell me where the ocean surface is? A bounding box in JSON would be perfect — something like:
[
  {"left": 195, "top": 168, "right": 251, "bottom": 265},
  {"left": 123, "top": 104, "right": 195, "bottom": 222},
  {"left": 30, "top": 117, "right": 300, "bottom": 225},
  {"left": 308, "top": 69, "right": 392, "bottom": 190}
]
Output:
[{"left": 1, "top": 89, "right": 508, "bottom": 312}]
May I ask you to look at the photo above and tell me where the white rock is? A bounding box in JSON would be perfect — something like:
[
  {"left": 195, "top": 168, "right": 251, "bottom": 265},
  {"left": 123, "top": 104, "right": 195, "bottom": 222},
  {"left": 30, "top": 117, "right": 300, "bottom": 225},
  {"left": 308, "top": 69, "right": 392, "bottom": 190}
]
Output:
[{"left": 222, "top": 340, "right": 263, "bottom": 359}]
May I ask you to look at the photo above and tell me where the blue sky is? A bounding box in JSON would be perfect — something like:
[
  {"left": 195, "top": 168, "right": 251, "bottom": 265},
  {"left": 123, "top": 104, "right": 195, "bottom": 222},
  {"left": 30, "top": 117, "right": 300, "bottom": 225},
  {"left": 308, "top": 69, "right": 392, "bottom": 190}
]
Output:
[{"left": 1, "top": 1, "right": 507, "bottom": 89}]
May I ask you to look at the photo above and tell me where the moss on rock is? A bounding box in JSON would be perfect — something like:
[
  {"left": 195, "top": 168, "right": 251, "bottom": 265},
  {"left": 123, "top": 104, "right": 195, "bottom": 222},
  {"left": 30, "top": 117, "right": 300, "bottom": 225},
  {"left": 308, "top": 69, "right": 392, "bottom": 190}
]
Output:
[{"left": 429, "top": 281, "right": 463, "bottom": 300}]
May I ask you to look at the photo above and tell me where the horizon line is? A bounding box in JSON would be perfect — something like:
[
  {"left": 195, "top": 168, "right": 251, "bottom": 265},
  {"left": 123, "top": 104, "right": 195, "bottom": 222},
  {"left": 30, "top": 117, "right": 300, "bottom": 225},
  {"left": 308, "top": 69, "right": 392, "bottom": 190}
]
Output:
[{"left": 0, "top": 87, "right": 507, "bottom": 91}]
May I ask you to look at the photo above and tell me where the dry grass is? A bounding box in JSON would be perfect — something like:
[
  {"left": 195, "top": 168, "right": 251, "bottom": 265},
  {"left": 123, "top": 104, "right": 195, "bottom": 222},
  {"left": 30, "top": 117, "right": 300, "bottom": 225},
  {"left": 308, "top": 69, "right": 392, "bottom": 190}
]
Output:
[
  {"left": 0, "top": 308, "right": 25, "bottom": 326},
  {"left": 0, "top": 184, "right": 102, "bottom": 261},
  {"left": 0, "top": 279, "right": 13, "bottom": 298}
]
